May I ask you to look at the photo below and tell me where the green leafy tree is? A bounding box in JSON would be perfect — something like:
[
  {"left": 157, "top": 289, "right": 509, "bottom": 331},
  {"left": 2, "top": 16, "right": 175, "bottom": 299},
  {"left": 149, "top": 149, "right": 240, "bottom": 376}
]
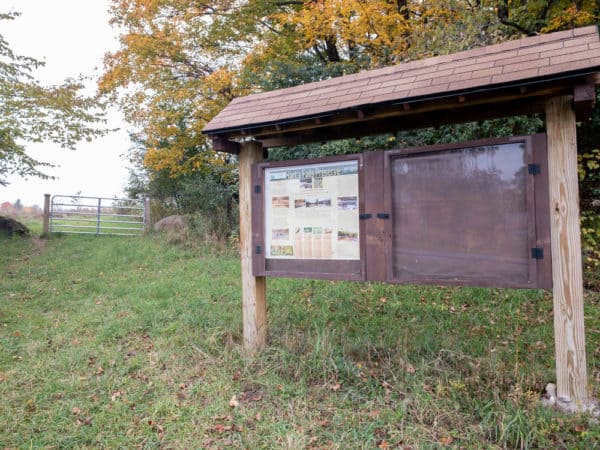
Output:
[{"left": 0, "top": 12, "right": 106, "bottom": 186}]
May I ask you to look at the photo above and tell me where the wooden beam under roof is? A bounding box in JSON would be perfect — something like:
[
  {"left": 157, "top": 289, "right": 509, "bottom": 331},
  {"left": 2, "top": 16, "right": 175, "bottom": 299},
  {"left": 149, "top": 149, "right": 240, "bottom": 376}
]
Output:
[{"left": 211, "top": 75, "right": 597, "bottom": 149}]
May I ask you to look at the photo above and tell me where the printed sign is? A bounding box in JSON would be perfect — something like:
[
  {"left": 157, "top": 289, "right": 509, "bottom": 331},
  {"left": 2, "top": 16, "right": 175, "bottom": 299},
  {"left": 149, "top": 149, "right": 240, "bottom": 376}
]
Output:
[{"left": 264, "top": 160, "right": 360, "bottom": 260}]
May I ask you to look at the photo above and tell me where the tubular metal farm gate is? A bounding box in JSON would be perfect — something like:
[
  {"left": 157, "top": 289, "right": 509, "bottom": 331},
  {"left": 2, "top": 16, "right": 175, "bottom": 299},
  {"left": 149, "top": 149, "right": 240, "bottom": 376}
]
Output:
[{"left": 49, "top": 195, "right": 145, "bottom": 236}]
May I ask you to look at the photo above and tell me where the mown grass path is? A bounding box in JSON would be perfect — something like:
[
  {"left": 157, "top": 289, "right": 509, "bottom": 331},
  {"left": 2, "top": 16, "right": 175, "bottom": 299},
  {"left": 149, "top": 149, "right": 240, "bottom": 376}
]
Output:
[{"left": 1, "top": 234, "right": 599, "bottom": 448}]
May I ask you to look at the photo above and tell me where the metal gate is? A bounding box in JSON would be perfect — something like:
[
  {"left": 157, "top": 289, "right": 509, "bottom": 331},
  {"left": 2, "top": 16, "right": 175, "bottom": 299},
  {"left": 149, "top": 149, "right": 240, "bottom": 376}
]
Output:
[{"left": 50, "top": 195, "right": 145, "bottom": 236}]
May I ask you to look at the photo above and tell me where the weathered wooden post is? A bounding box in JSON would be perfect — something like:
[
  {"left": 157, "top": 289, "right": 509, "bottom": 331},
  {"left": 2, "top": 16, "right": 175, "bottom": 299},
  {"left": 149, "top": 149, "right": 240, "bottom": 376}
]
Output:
[
  {"left": 144, "top": 197, "right": 151, "bottom": 232},
  {"left": 239, "top": 140, "right": 267, "bottom": 350},
  {"left": 545, "top": 95, "right": 588, "bottom": 408},
  {"left": 42, "top": 193, "right": 51, "bottom": 237}
]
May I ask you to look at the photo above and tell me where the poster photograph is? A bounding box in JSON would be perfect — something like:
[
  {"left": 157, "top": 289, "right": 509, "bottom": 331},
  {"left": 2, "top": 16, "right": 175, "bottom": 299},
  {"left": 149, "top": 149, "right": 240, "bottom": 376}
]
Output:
[{"left": 264, "top": 160, "right": 360, "bottom": 260}]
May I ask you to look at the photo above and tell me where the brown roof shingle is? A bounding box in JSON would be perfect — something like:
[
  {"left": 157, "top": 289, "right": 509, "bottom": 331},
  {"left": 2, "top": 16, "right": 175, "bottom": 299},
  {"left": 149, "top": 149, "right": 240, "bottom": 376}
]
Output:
[{"left": 203, "top": 26, "right": 600, "bottom": 135}]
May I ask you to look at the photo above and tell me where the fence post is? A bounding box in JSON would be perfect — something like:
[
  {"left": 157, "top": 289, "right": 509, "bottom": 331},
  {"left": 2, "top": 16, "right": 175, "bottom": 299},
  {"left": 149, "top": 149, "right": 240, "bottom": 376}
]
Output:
[
  {"left": 144, "top": 197, "right": 151, "bottom": 232},
  {"left": 42, "top": 194, "right": 51, "bottom": 238},
  {"left": 97, "top": 198, "right": 102, "bottom": 235}
]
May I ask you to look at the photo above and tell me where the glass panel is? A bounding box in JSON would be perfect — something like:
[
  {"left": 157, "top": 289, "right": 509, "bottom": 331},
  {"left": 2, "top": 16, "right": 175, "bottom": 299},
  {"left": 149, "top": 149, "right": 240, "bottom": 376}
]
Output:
[
  {"left": 391, "top": 143, "right": 530, "bottom": 284},
  {"left": 264, "top": 160, "right": 360, "bottom": 260}
]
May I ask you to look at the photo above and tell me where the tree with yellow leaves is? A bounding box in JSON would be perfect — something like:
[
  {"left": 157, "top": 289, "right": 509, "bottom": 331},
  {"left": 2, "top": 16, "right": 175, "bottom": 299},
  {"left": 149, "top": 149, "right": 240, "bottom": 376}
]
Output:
[{"left": 102, "top": 0, "right": 598, "bottom": 239}]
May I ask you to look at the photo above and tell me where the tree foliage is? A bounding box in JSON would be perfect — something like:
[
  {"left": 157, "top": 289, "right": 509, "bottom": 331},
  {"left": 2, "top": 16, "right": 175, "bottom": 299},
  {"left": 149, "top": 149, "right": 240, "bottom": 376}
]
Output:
[
  {"left": 0, "top": 12, "right": 107, "bottom": 186},
  {"left": 102, "top": 1, "right": 599, "bottom": 240},
  {"left": 102, "top": 1, "right": 598, "bottom": 173}
]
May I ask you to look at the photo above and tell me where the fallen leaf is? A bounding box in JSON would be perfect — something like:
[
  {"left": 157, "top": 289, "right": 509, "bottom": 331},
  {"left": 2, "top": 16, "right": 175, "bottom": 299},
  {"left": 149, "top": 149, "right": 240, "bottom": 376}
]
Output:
[
  {"left": 229, "top": 395, "right": 239, "bottom": 408},
  {"left": 438, "top": 436, "right": 453, "bottom": 446},
  {"left": 212, "top": 415, "right": 233, "bottom": 421},
  {"left": 331, "top": 383, "right": 341, "bottom": 391},
  {"left": 96, "top": 366, "right": 104, "bottom": 375},
  {"left": 575, "top": 424, "right": 586, "bottom": 432},
  {"left": 111, "top": 390, "right": 124, "bottom": 401},
  {"left": 71, "top": 407, "right": 82, "bottom": 416},
  {"left": 378, "top": 440, "right": 388, "bottom": 449},
  {"left": 12, "top": 331, "right": 22, "bottom": 337},
  {"left": 406, "top": 364, "right": 416, "bottom": 374},
  {"left": 211, "top": 424, "right": 233, "bottom": 434},
  {"left": 255, "top": 413, "right": 262, "bottom": 421},
  {"left": 77, "top": 416, "right": 93, "bottom": 426}
]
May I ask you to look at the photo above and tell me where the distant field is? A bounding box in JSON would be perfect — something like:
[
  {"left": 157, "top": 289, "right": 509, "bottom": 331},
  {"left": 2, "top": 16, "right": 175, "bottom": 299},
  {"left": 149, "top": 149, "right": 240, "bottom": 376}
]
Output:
[{"left": 1, "top": 233, "right": 599, "bottom": 448}]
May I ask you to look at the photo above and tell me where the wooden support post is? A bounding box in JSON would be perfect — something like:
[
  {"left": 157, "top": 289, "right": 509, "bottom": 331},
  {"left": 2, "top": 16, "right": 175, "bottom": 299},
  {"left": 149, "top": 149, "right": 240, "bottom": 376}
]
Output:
[
  {"left": 239, "top": 141, "right": 267, "bottom": 351},
  {"left": 545, "top": 96, "right": 588, "bottom": 408},
  {"left": 42, "top": 194, "right": 51, "bottom": 238}
]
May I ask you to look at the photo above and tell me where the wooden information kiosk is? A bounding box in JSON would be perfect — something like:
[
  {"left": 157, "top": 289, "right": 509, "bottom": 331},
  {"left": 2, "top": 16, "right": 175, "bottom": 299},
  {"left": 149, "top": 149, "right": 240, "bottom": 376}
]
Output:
[{"left": 204, "top": 26, "right": 600, "bottom": 410}]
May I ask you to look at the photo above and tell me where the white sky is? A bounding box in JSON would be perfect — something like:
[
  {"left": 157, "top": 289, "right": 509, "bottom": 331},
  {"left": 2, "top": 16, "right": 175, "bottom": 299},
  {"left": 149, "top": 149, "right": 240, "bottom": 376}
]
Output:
[{"left": 0, "top": 0, "right": 131, "bottom": 207}]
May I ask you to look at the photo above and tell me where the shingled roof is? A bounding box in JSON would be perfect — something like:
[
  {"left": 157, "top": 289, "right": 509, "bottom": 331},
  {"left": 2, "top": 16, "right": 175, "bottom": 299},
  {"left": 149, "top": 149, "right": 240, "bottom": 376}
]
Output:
[{"left": 204, "top": 26, "right": 600, "bottom": 149}]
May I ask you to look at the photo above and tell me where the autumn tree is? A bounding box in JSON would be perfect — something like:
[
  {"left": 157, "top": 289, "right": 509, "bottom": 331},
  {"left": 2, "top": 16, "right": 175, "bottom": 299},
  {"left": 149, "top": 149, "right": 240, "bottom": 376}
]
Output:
[
  {"left": 0, "top": 12, "right": 106, "bottom": 186},
  {"left": 100, "top": 0, "right": 303, "bottom": 237},
  {"left": 103, "top": 0, "right": 599, "bottom": 239}
]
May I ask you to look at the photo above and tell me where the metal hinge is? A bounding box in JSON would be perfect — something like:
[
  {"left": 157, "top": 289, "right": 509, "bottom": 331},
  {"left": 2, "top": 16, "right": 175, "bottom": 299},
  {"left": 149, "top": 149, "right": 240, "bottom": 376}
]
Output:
[
  {"left": 376, "top": 213, "right": 390, "bottom": 220},
  {"left": 359, "top": 213, "right": 372, "bottom": 220},
  {"left": 254, "top": 185, "right": 261, "bottom": 194},
  {"left": 528, "top": 164, "right": 541, "bottom": 175},
  {"left": 531, "top": 247, "right": 544, "bottom": 260},
  {"left": 255, "top": 245, "right": 262, "bottom": 255}
]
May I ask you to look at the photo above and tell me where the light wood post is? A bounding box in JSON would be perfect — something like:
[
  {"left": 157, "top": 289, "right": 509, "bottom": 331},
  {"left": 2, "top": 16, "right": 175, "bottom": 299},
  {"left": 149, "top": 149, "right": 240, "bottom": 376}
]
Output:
[
  {"left": 42, "top": 194, "right": 51, "bottom": 238},
  {"left": 144, "top": 197, "right": 151, "bottom": 232},
  {"left": 239, "top": 141, "right": 267, "bottom": 350},
  {"left": 545, "top": 96, "right": 588, "bottom": 407}
]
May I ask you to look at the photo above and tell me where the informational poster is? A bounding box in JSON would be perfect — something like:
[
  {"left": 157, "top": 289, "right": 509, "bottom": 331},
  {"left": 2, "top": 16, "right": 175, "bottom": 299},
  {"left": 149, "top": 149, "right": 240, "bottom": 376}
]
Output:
[{"left": 265, "top": 160, "right": 360, "bottom": 260}]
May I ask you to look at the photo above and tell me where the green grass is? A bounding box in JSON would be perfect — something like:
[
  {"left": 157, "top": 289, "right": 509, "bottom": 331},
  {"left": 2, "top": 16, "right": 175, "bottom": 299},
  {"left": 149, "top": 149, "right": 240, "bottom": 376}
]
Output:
[{"left": 1, "top": 231, "right": 599, "bottom": 448}]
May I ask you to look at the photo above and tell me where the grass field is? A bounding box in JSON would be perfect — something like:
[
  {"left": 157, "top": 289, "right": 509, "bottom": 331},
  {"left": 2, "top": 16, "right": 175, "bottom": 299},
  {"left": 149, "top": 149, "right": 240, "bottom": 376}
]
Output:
[{"left": 1, "top": 230, "right": 599, "bottom": 448}]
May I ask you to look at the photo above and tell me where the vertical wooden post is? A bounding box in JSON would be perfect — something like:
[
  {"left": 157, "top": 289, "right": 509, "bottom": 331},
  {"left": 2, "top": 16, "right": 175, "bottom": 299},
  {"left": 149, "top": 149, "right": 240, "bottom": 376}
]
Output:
[
  {"left": 239, "top": 141, "right": 267, "bottom": 350},
  {"left": 42, "top": 194, "right": 51, "bottom": 238},
  {"left": 545, "top": 96, "right": 588, "bottom": 407},
  {"left": 144, "top": 197, "right": 151, "bottom": 232}
]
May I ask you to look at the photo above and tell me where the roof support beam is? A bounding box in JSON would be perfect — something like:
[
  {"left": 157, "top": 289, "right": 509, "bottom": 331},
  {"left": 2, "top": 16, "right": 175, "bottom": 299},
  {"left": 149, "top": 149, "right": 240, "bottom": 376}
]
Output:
[
  {"left": 572, "top": 80, "right": 596, "bottom": 121},
  {"left": 259, "top": 96, "right": 546, "bottom": 148},
  {"left": 212, "top": 137, "right": 240, "bottom": 155}
]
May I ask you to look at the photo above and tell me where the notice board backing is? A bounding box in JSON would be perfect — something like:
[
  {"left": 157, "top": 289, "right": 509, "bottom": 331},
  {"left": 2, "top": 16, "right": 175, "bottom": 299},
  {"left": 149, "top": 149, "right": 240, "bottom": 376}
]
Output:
[{"left": 252, "top": 134, "right": 551, "bottom": 288}]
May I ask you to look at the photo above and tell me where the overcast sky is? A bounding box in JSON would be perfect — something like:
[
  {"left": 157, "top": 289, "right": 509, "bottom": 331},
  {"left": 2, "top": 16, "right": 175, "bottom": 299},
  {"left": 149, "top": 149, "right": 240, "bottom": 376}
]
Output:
[{"left": 0, "top": 0, "right": 131, "bottom": 207}]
